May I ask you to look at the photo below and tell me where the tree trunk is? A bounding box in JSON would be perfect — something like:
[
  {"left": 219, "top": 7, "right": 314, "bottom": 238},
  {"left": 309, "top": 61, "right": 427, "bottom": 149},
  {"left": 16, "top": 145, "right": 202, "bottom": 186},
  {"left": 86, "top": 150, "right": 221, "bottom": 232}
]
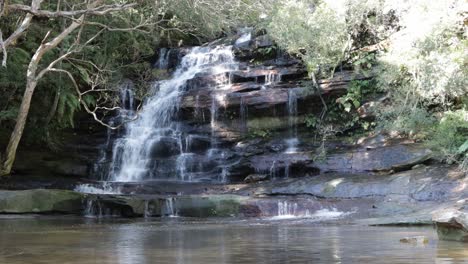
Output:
[{"left": 0, "top": 78, "right": 37, "bottom": 176}]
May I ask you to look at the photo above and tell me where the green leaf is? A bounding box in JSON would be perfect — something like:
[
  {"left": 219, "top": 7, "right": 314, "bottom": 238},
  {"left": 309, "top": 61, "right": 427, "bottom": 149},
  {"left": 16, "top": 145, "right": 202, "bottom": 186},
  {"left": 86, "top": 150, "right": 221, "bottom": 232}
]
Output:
[
  {"left": 344, "top": 102, "right": 351, "bottom": 112},
  {"left": 458, "top": 140, "right": 468, "bottom": 154}
]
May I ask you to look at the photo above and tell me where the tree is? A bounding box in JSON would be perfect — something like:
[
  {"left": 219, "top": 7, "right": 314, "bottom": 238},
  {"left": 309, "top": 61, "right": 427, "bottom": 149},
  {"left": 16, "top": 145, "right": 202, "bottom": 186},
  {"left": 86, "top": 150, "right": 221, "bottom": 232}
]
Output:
[{"left": 0, "top": 0, "right": 143, "bottom": 176}]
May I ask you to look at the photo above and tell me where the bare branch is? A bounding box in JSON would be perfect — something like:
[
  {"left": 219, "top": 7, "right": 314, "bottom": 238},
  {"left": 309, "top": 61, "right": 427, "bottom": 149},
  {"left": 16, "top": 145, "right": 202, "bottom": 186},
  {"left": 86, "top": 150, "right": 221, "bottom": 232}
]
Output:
[
  {"left": 0, "top": 30, "right": 6, "bottom": 67},
  {"left": 48, "top": 67, "right": 139, "bottom": 130},
  {"left": 84, "top": 21, "right": 152, "bottom": 33},
  {"left": 0, "top": 0, "right": 5, "bottom": 17},
  {"left": 8, "top": 3, "right": 137, "bottom": 18}
]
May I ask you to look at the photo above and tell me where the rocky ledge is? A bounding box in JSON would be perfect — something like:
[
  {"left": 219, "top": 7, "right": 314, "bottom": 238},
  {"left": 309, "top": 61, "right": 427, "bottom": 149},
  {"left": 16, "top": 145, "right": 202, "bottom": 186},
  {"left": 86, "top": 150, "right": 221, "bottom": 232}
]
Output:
[
  {"left": 0, "top": 165, "right": 465, "bottom": 234},
  {"left": 432, "top": 201, "right": 468, "bottom": 242}
]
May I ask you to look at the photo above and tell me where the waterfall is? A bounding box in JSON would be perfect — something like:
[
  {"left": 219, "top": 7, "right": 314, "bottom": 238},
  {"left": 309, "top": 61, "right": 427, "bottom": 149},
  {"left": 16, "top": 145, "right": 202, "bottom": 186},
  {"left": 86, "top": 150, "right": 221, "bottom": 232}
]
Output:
[
  {"left": 156, "top": 48, "right": 172, "bottom": 69},
  {"left": 265, "top": 72, "right": 282, "bottom": 86},
  {"left": 92, "top": 81, "right": 136, "bottom": 181},
  {"left": 108, "top": 46, "right": 238, "bottom": 182},
  {"left": 269, "top": 160, "right": 277, "bottom": 179},
  {"left": 285, "top": 89, "right": 299, "bottom": 154},
  {"left": 164, "top": 197, "right": 178, "bottom": 217},
  {"left": 144, "top": 201, "right": 151, "bottom": 218}
]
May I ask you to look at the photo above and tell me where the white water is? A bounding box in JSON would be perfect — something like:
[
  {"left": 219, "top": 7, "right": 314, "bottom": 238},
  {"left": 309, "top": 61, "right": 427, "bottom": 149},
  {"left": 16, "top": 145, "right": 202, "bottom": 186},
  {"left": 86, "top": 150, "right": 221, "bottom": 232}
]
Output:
[
  {"left": 265, "top": 72, "right": 282, "bottom": 85},
  {"left": 156, "top": 48, "right": 172, "bottom": 69},
  {"left": 109, "top": 46, "right": 238, "bottom": 182},
  {"left": 285, "top": 89, "right": 299, "bottom": 154},
  {"left": 164, "top": 197, "right": 178, "bottom": 217},
  {"left": 271, "top": 201, "right": 350, "bottom": 221},
  {"left": 75, "top": 183, "right": 122, "bottom": 195}
]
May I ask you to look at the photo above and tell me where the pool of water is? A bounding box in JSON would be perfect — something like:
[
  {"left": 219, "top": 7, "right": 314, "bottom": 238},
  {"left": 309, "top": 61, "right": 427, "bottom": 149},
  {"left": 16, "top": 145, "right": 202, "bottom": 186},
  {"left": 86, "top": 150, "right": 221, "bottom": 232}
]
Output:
[{"left": 0, "top": 216, "right": 466, "bottom": 264}]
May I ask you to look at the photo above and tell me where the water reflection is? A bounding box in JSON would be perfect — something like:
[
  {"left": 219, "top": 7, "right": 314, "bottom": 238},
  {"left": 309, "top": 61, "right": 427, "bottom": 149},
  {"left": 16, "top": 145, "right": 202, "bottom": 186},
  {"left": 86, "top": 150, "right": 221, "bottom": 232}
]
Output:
[{"left": 0, "top": 217, "right": 466, "bottom": 264}]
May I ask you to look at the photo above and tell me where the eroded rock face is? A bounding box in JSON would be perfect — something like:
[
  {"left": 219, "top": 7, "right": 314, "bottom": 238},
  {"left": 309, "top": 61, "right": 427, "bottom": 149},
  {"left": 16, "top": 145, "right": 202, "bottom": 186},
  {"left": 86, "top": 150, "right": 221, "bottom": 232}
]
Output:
[{"left": 433, "top": 202, "right": 468, "bottom": 242}]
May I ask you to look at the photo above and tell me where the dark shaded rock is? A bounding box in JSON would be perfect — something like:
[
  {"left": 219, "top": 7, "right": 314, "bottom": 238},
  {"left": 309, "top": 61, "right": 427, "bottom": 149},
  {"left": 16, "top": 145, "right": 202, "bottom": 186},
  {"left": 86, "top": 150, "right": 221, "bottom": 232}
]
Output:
[
  {"left": 185, "top": 135, "right": 212, "bottom": 153},
  {"left": 239, "top": 204, "right": 262, "bottom": 217},
  {"left": 254, "top": 35, "right": 273, "bottom": 48},
  {"left": 244, "top": 174, "right": 269, "bottom": 183},
  {"left": 44, "top": 160, "right": 88, "bottom": 177},
  {"left": 149, "top": 137, "right": 181, "bottom": 158}
]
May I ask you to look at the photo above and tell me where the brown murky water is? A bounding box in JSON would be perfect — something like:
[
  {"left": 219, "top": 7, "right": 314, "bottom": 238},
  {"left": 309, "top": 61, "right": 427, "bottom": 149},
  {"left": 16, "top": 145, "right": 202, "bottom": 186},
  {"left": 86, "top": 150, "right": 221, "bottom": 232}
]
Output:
[{"left": 0, "top": 216, "right": 466, "bottom": 264}]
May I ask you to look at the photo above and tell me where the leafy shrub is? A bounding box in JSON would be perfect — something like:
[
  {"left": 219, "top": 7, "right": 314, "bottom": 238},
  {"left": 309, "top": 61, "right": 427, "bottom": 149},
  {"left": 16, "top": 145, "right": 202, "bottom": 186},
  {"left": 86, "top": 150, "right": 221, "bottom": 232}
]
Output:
[{"left": 427, "top": 110, "right": 468, "bottom": 164}]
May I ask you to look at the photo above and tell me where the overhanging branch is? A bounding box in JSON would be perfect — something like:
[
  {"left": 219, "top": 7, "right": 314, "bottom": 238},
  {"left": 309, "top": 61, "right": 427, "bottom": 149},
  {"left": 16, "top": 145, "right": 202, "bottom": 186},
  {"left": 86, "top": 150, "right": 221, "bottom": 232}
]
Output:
[{"left": 8, "top": 3, "right": 137, "bottom": 18}]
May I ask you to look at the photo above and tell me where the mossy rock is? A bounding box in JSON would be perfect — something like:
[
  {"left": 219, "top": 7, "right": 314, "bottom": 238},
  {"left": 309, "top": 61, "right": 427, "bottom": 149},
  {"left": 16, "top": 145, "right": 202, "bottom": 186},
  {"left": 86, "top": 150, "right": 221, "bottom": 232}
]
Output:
[
  {"left": 174, "top": 195, "right": 247, "bottom": 217},
  {"left": 0, "top": 189, "right": 83, "bottom": 213}
]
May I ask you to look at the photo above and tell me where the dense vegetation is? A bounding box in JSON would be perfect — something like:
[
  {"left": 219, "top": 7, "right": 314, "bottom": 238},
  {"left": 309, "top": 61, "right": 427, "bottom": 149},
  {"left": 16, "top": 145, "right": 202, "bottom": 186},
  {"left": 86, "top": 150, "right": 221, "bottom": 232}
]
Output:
[{"left": 0, "top": 0, "right": 466, "bottom": 175}]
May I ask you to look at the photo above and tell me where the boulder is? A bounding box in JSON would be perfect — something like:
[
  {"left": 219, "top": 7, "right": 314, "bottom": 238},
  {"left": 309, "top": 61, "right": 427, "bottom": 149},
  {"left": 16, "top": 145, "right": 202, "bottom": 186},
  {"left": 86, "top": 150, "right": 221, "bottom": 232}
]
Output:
[
  {"left": 432, "top": 203, "right": 468, "bottom": 242},
  {"left": 0, "top": 189, "right": 83, "bottom": 213}
]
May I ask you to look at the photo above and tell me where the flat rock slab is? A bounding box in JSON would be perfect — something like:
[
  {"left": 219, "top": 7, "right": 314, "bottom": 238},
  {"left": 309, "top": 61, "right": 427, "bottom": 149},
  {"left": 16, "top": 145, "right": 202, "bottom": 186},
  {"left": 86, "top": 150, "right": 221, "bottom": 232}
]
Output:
[
  {"left": 315, "top": 144, "right": 432, "bottom": 173},
  {"left": 255, "top": 165, "right": 466, "bottom": 200}
]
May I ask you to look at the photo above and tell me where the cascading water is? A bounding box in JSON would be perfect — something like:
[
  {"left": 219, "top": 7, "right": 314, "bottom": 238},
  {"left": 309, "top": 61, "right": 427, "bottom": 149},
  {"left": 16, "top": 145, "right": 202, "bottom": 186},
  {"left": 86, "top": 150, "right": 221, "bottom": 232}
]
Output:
[
  {"left": 108, "top": 46, "right": 238, "bottom": 182},
  {"left": 285, "top": 89, "right": 299, "bottom": 154},
  {"left": 155, "top": 48, "right": 172, "bottom": 69}
]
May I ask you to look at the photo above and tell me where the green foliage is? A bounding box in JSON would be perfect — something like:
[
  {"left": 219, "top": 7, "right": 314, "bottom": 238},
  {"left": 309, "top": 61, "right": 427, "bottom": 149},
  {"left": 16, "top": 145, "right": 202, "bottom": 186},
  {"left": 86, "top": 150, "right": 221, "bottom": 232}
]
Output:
[
  {"left": 265, "top": 0, "right": 349, "bottom": 76},
  {"left": 0, "top": 108, "right": 18, "bottom": 122},
  {"left": 160, "top": 0, "right": 270, "bottom": 41},
  {"left": 305, "top": 114, "right": 319, "bottom": 129},
  {"left": 56, "top": 88, "right": 81, "bottom": 128},
  {"left": 427, "top": 110, "right": 468, "bottom": 163},
  {"left": 248, "top": 129, "right": 271, "bottom": 139}
]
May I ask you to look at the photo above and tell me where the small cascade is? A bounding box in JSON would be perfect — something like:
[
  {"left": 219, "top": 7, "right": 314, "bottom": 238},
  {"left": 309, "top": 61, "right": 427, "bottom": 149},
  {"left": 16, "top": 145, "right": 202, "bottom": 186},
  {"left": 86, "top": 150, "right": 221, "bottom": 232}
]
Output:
[
  {"left": 93, "top": 81, "right": 136, "bottom": 180},
  {"left": 220, "top": 166, "right": 229, "bottom": 183},
  {"left": 193, "top": 95, "right": 205, "bottom": 121},
  {"left": 277, "top": 201, "right": 299, "bottom": 219},
  {"left": 210, "top": 95, "right": 219, "bottom": 147},
  {"left": 269, "top": 160, "right": 277, "bottom": 179},
  {"left": 285, "top": 89, "right": 299, "bottom": 154},
  {"left": 284, "top": 164, "right": 290, "bottom": 179},
  {"left": 265, "top": 72, "right": 282, "bottom": 86},
  {"left": 240, "top": 96, "right": 248, "bottom": 134},
  {"left": 75, "top": 182, "right": 122, "bottom": 194},
  {"left": 156, "top": 48, "right": 172, "bottom": 69},
  {"left": 120, "top": 80, "right": 135, "bottom": 112},
  {"left": 84, "top": 199, "right": 98, "bottom": 218},
  {"left": 144, "top": 201, "right": 151, "bottom": 218},
  {"left": 164, "top": 197, "right": 178, "bottom": 217},
  {"left": 176, "top": 153, "right": 194, "bottom": 181}
]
